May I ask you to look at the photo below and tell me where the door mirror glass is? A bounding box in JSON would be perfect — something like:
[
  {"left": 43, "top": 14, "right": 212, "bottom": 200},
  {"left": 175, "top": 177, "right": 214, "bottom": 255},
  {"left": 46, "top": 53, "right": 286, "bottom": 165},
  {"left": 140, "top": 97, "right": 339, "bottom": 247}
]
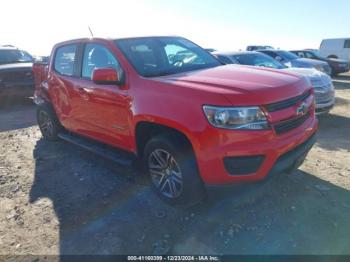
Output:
[{"left": 91, "top": 68, "right": 120, "bottom": 85}]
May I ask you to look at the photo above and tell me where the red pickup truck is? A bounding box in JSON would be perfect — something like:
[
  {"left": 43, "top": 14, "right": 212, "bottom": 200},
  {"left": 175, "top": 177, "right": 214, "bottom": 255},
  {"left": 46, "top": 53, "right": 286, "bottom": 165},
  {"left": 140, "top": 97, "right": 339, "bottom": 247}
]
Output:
[{"left": 33, "top": 36, "right": 318, "bottom": 205}]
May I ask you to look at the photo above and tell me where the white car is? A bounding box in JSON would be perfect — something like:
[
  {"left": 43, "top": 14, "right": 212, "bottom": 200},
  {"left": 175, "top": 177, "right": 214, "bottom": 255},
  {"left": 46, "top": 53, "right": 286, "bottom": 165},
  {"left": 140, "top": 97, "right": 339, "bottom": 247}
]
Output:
[
  {"left": 214, "top": 51, "right": 335, "bottom": 114},
  {"left": 319, "top": 38, "right": 350, "bottom": 62}
]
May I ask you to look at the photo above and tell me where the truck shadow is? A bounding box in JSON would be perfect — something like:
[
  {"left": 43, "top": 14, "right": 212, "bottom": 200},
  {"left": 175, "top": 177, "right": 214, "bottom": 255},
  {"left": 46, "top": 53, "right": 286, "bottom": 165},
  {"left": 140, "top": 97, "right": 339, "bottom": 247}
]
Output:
[
  {"left": 0, "top": 102, "right": 37, "bottom": 132},
  {"left": 29, "top": 138, "right": 350, "bottom": 255}
]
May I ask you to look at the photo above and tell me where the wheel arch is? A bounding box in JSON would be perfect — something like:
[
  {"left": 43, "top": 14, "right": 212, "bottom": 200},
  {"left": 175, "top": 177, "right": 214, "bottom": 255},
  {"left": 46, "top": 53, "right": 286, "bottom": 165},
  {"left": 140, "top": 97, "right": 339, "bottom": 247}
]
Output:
[{"left": 134, "top": 120, "right": 197, "bottom": 158}]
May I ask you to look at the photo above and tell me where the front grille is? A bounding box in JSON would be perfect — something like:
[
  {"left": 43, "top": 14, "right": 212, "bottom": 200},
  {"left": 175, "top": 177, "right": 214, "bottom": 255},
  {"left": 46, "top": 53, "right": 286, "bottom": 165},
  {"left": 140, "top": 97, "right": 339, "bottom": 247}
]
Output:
[
  {"left": 265, "top": 90, "right": 311, "bottom": 112},
  {"left": 274, "top": 111, "right": 310, "bottom": 135},
  {"left": 0, "top": 70, "right": 33, "bottom": 83}
]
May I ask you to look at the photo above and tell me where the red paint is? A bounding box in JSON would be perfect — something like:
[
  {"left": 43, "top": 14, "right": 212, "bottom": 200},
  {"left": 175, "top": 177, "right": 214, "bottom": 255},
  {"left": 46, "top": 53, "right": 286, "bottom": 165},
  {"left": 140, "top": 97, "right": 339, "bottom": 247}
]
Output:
[{"left": 33, "top": 37, "right": 318, "bottom": 185}]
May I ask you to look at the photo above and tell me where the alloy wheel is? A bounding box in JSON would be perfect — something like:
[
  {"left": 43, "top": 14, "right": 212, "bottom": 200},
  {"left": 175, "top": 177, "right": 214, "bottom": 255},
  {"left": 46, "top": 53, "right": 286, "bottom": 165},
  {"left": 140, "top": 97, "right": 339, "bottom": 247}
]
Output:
[{"left": 148, "top": 149, "right": 183, "bottom": 199}]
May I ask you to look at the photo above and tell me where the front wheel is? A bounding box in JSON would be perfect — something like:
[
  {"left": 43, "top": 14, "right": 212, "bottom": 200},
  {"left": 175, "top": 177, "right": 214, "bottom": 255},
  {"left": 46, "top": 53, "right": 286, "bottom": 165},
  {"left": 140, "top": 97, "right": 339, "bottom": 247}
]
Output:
[{"left": 143, "top": 134, "right": 205, "bottom": 206}]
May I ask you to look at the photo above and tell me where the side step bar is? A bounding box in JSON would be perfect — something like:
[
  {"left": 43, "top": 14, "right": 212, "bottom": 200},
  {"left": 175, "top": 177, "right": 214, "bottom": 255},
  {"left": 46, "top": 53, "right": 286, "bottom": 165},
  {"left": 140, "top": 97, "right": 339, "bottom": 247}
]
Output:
[{"left": 58, "top": 132, "right": 136, "bottom": 167}]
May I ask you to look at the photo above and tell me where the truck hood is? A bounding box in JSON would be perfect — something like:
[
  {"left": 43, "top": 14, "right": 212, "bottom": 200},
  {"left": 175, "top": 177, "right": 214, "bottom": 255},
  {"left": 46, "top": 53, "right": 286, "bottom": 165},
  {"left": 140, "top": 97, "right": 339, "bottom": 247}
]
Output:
[
  {"left": 154, "top": 65, "right": 309, "bottom": 105},
  {"left": 0, "top": 62, "right": 33, "bottom": 71}
]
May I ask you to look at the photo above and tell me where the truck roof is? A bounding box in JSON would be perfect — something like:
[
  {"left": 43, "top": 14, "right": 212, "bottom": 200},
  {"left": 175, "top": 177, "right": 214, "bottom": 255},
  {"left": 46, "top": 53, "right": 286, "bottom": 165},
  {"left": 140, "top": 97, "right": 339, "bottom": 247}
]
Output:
[{"left": 53, "top": 36, "right": 183, "bottom": 46}]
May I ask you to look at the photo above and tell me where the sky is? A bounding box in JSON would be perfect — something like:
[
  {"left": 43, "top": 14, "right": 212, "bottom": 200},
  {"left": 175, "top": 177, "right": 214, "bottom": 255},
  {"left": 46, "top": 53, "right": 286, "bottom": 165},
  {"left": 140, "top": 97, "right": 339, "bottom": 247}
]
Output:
[{"left": 1, "top": 0, "right": 350, "bottom": 56}]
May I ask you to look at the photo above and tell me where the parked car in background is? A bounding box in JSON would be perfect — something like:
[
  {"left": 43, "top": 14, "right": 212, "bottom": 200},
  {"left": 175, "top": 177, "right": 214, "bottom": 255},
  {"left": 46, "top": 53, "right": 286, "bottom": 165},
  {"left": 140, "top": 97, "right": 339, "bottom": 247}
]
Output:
[
  {"left": 0, "top": 46, "right": 34, "bottom": 102},
  {"left": 290, "top": 49, "right": 349, "bottom": 76},
  {"left": 258, "top": 49, "right": 332, "bottom": 75},
  {"left": 214, "top": 51, "right": 335, "bottom": 114},
  {"left": 246, "top": 45, "right": 273, "bottom": 51},
  {"left": 33, "top": 36, "right": 317, "bottom": 205},
  {"left": 319, "top": 38, "right": 350, "bottom": 62}
]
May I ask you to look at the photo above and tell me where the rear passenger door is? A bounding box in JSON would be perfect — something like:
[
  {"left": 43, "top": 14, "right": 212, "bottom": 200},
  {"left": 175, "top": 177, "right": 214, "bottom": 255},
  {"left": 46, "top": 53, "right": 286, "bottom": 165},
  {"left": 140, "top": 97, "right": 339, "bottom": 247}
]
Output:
[
  {"left": 75, "top": 43, "right": 132, "bottom": 150},
  {"left": 49, "top": 44, "right": 81, "bottom": 130}
]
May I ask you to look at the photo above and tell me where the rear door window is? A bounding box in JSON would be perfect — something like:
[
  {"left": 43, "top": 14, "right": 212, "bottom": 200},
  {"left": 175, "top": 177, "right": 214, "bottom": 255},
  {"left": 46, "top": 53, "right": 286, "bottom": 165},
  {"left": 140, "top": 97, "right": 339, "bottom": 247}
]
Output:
[{"left": 54, "top": 45, "right": 77, "bottom": 76}]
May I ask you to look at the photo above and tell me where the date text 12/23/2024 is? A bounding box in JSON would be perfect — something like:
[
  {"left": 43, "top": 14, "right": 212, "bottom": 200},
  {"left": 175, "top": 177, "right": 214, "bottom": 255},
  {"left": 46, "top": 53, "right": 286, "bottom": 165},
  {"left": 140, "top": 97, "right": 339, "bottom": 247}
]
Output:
[{"left": 127, "top": 256, "right": 220, "bottom": 261}]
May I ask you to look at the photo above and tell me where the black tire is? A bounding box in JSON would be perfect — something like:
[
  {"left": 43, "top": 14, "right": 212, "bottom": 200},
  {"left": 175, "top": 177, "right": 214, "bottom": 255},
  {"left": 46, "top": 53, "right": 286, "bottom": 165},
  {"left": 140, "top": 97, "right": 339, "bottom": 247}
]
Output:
[
  {"left": 37, "top": 103, "right": 61, "bottom": 141},
  {"left": 143, "top": 133, "right": 205, "bottom": 206}
]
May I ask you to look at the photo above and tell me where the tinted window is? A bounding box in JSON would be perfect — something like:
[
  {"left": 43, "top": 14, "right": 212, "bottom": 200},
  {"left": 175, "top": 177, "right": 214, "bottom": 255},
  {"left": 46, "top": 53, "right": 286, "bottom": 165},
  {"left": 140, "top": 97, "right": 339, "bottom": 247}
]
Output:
[
  {"left": 276, "top": 51, "right": 299, "bottom": 60},
  {"left": 217, "top": 55, "right": 234, "bottom": 64},
  {"left": 260, "top": 50, "right": 277, "bottom": 58},
  {"left": 82, "top": 44, "right": 123, "bottom": 79},
  {"left": 344, "top": 40, "right": 350, "bottom": 48},
  {"left": 296, "top": 51, "right": 306, "bottom": 58},
  {"left": 115, "top": 37, "right": 221, "bottom": 77},
  {"left": 305, "top": 52, "right": 317, "bottom": 59},
  {"left": 54, "top": 45, "right": 77, "bottom": 76}
]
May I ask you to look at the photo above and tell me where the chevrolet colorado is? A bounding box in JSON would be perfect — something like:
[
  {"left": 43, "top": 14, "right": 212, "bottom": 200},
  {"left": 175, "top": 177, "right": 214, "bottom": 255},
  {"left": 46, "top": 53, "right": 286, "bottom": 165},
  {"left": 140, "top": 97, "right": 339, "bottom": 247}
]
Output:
[{"left": 33, "top": 36, "right": 318, "bottom": 205}]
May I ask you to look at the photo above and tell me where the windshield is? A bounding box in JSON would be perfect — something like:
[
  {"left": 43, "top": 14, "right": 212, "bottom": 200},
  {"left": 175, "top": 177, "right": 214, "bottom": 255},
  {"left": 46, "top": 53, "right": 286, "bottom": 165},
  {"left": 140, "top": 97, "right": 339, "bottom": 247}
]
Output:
[
  {"left": 0, "top": 49, "right": 33, "bottom": 65},
  {"left": 231, "top": 53, "right": 286, "bottom": 69},
  {"left": 276, "top": 50, "right": 299, "bottom": 60},
  {"left": 115, "top": 37, "right": 221, "bottom": 77}
]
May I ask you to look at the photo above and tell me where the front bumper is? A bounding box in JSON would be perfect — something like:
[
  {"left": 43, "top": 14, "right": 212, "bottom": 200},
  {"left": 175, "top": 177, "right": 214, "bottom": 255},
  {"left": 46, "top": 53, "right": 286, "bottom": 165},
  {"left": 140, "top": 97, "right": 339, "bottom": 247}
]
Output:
[
  {"left": 333, "top": 64, "right": 350, "bottom": 74},
  {"left": 194, "top": 113, "right": 318, "bottom": 185},
  {"left": 267, "top": 133, "right": 316, "bottom": 177},
  {"left": 315, "top": 93, "right": 335, "bottom": 115}
]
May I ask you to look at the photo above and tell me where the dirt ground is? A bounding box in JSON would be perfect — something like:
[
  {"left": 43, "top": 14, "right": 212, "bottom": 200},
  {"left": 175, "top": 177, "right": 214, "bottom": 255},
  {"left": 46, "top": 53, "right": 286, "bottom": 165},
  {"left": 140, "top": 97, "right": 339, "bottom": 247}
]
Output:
[{"left": 0, "top": 73, "right": 349, "bottom": 256}]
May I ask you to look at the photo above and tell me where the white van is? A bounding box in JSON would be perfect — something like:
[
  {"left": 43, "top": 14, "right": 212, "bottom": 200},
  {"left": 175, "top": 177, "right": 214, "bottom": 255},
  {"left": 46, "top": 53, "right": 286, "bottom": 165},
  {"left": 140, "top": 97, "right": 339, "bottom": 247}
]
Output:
[{"left": 319, "top": 38, "right": 350, "bottom": 62}]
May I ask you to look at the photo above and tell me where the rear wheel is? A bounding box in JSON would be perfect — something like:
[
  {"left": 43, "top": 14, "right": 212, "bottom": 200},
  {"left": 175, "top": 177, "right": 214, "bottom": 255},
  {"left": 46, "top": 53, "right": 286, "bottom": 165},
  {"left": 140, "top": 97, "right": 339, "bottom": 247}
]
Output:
[
  {"left": 37, "top": 104, "right": 61, "bottom": 141},
  {"left": 143, "top": 134, "right": 205, "bottom": 206}
]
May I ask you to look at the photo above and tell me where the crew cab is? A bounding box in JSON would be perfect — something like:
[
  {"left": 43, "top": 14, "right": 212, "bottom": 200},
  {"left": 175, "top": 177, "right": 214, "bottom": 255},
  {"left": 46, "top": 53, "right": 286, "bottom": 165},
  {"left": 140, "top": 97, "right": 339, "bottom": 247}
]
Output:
[{"left": 33, "top": 36, "right": 318, "bottom": 205}]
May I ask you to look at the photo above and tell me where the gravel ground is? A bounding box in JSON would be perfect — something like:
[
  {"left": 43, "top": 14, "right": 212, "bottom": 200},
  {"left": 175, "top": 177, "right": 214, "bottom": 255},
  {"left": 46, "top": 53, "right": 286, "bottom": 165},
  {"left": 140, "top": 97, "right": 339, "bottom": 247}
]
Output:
[{"left": 0, "top": 73, "right": 349, "bottom": 255}]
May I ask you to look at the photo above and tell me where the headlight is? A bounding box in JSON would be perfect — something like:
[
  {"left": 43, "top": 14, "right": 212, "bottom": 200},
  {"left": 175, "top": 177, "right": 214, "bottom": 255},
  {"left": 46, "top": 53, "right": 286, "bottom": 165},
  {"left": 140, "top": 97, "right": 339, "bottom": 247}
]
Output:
[{"left": 203, "top": 106, "right": 269, "bottom": 130}]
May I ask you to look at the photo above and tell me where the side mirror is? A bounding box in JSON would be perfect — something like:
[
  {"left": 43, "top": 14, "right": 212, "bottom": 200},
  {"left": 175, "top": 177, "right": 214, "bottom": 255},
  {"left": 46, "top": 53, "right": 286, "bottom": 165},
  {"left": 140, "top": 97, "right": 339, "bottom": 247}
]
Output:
[{"left": 91, "top": 68, "right": 121, "bottom": 85}]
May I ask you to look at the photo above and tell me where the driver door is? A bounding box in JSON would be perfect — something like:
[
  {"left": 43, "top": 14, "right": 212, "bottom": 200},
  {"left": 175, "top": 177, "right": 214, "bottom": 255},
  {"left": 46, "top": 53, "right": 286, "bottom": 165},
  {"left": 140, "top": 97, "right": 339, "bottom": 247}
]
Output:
[{"left": 75, "top": 43, "right": 132, "bottom": 150}]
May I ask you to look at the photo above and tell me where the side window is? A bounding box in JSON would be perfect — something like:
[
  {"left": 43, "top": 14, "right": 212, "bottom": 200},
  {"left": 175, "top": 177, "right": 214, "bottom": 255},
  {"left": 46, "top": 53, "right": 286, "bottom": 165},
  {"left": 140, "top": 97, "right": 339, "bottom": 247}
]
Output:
[
  {"left": 298, "top": 52, "right": 306, "bottom": 58},
  {"left": 305, "top": 52, "right": 315, "bottom": 59},
  {"left": 263, "top": 51, "right": 277, "bottom": 58},
  {"left": 82, "top": 44, "right": 123, "bottom": 79},
  {"left": 54, "top": 45, "right": 77, "bottom": 76},
  {"left": 217, "top": 55, "right": 233, "bottom": 64},
  {"left": 344, "top": 40, "right": 350, "bottom": 48}
]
